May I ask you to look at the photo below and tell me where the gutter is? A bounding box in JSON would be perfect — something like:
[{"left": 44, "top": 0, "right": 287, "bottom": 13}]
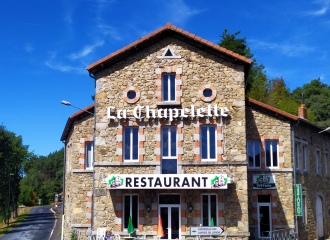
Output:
[
  {"left": 89, "top": 70, "right": 96, "bottom": 239},
  {"left": 61, "top": 140, "right": 66, "bottom": 240},
  {"left": 292, "top": 117, "right": 301, "bottom": 237}
]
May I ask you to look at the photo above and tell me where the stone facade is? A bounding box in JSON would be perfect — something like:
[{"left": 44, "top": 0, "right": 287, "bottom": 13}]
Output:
[{"left": 61, "top": 24, "right": 330, "bottom": 240}]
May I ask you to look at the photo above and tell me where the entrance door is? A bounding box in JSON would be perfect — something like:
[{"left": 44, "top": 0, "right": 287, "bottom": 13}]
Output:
[
  {"left": 159, "top": 195, "right": 181, "bottom": 239},
  {"left": 258, "top": 203, "right": 272, "bottom": 238},
  {"left": 316, "top": 196, "right": 324, "bottom": 238}
]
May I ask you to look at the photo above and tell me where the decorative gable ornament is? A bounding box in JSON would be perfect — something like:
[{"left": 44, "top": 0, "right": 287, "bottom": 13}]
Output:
[{"left": 157, "top": 45, "right": 181, "bottom": 59}]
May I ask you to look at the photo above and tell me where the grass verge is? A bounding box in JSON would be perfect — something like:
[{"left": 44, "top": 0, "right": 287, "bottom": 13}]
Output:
[{"left": 0, "top": 206, "right": 34, "bottom": 238}]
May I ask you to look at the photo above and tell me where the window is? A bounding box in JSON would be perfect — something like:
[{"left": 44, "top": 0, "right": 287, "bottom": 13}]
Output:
[
  {"left": 201, "top": 194, "right": 217, "bottom": 226},
  {"left": 85, "top": 142, "right": 93, "bottom": 169},
  {"left": 162, "top": 74, "right": 176, "bottom": 102},
  {"left": 123, "top": 195, "right": 138, "bottom": 230},
  {"left": 162, "top": 126, "right": 177, "bottom": 174},
  {"left": 265, "top": 140, "right": 278, "bottom": 168},
  {"left": 302, "top": 193, "right": 307, "bottom": 224},
  {"left": 201, "top": 125, "right": 216, "bottom": 161},
  {"left": 316, "top": 150, "right": 320, "bottom": 174},
  {"left": 295, "top": 142, "right": 300, "bottom": 169},
  {"left": 247, "top": 140, "right": 261, "bottom": 168},
  {"left": 325, "top": 151, "right": 328, "bottom": 175},
  {"left": 303, "top": 145, "right": 307, "bottom": 171},
  {"left": 124, "top": 128, "right": 139, "bottom": 161}
]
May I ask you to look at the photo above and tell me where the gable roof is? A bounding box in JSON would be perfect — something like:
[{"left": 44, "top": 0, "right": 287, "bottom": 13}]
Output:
[
  {"left": 60, "top": 104, "right": 95, "bottom": 141},
  {"left": 87, "top": 23, "right": 253, "bottom": 80}
]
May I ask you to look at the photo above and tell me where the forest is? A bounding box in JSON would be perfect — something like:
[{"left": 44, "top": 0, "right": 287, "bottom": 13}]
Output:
[{"left": 0, "top": 124, "right": 63, "bottom": 224}]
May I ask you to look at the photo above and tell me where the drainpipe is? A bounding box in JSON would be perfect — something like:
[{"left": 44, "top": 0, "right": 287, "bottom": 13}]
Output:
[
  {"left": 89, "top": 71, "right": 97, "bottom": 239},
  {"left": 61, "top": 140, "right": 66, "bottom": 240},
  {"left": 292, "top": 118, "right": 300, "bottom": 237}
]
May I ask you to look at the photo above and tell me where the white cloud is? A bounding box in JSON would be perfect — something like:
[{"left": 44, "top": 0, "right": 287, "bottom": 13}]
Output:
[
  {"left": 25, "top": 43, "right": 34, "bottom": 53},
  {"left": 249, "top": 39, "right": 315, "bottom": 57},
  {"left": 69, "top": 41, "right": 104, "bottom": 60},
  {"left": 97, "top": 24, "right": 122, "bottom": 40},
  {"left": 306, "top": 0, "right": 330, "bottom": 16},
  {"left": 164, "top": 0, "right": 204, "bottom": 25},
  {"left": 45, "top": 61, "right": 86, "bottom": 74}
]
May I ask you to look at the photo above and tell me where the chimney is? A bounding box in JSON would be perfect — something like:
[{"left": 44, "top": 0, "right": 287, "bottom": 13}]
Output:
[{"left": 298, "top": 93, "right": 307, "bottom": 119}]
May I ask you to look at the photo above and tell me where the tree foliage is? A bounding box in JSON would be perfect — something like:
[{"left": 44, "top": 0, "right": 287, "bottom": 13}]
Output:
[{"left": 18, "top": 149, "right": 64, "bottom": 206}]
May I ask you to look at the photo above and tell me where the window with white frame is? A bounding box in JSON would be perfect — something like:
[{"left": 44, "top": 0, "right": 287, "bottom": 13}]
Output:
[
  {"left": 303, "top": 145, "right": 307, "bottom": 171},
  {"left": 200, "top": 125, "right": 217, "bottom": 161},
  {"left": 85, "top": 141, "right": 93, "bottom": 169},
  {"left": 123, "top": 194, "right": 138, "bottom": 230},
  {"left": 123, "top": 127, "right": 139, "bottom": 161},
  {"left": 295, "top": 142, "right": 300, "bottom": 169},
  {"left": 247, "top": 140, "right": 261, "bottom": 168},
  {"left": 265, "top": 140, "right": 278, "bottom": 168},
  {"left": 162, "top": 74, "right": 176, "bottom": 102},
  {"left": 316, "top": 150, "right": 320, "bottom": 174},
  {"left": 161, "top": 126, "right": 177, "bottom": 174},
  {"left": 325, "top": 150, "right": 328, "bottom": 175},
  {"left": 201, "top": 194, "right": 217, "bottom": 226}
]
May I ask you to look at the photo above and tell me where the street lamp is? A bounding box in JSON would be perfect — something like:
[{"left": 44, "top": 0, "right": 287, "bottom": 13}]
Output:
[
  {"left": 8, "top": 173, "right": 14, "bottom": 226},
  {"left": 61, "top": 100, "right": 94, "bottom": 116}
]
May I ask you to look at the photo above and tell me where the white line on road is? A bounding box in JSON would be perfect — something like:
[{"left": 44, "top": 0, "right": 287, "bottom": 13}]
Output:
[{"left": 49, "top": 207, "right": 57, "bottom": 240}]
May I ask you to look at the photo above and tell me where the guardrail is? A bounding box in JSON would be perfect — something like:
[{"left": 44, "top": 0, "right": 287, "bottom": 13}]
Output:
[{"left": 261, "top": 228, "right": 297, "bottom": 240}]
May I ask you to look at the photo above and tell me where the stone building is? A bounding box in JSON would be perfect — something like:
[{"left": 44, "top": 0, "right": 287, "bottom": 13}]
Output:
[{"left": 60, "top": 23, "right": 330, "bottom": 239}]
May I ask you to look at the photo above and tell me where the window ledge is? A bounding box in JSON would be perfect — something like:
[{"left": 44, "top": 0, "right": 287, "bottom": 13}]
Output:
[
  {"left": 179, "top": 160, "right": 247, "bottom": 166},
  {"left": 71, "top": 224, "right": 91, "bottom": 228},
  {"left": 248, "top": 168, "right": 293, "bottom": 172},
  {"left": 156, "top": 101, "right": 181, "bottom": 106},
  {"left": 94, "top": 162, "right": 160, "bottom": 167},
  {"left": 72, "top": 169, "right": 93, "bottom": 173}
]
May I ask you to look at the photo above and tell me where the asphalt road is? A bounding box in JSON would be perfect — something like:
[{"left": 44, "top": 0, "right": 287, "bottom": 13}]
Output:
[{"left": 0, "top": 206, "right": 60, "bottom": 240}]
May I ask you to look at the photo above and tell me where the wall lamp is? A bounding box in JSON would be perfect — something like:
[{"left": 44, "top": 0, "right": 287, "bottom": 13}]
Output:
[
  {"left": 61, "top": 100, "right": 94, "bottom": 116},
  {"left": 188, "top": 202, "right": 193, "bottom": 213},
  {"left": 146, "top": 204, "right": 151, "bottom": 213}
]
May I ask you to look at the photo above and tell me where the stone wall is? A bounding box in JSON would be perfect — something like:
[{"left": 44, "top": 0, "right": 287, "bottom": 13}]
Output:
[
  {"left": 246, "top": 106, "right": 295, "bottom": 239},
  {"left": 64, "top": 115, "right": 94, "bottom": 239},
  {"left": 295, "top": 122, "right": 330, "bottom": 240}
]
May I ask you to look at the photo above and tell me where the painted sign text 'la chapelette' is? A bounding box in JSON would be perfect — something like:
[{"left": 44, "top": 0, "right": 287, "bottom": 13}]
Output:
[{"left": 107, "top": 104, "right": 229, "bottom": 121}]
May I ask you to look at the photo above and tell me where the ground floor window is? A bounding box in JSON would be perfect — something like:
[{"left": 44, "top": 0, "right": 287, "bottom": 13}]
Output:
[
  {"left": 201, "top": 194, "right": 217, "bottom": 226},
  {"left": 123, "top": 195, "right": 138, "bottom": 230},
  {"left": 258, "top": 195, "right": 271, "bottom": 238},
  {"left": 159, "top": 195, "right": 180, "bottom": 239}
]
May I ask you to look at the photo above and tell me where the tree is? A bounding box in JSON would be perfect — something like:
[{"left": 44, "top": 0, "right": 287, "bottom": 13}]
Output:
[
  {"left": 291, "top": 78, "right": 330, "bottom": 127},
  {"left": 219, "top": 29, "right": 268, "bottom": 101}
]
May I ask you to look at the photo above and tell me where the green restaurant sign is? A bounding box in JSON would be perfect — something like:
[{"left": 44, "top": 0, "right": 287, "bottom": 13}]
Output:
[{"left": 295, "top": 184, "right": 302, "bottom": 216}]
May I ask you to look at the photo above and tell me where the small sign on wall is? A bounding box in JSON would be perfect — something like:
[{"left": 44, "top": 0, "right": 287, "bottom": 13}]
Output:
[
  {"left": 295, "top": 184, "right": 302, "bottom": 216},
  {"left": 252, "top": 174, "right": 276, "bottom": 189},
  {"left": 190, "top": 226, "right": 224, "bottom": 236}
]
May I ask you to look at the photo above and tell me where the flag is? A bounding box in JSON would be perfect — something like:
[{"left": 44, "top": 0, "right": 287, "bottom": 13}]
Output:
[
  {"left": 127, "top": 216, "right": 134, "bottom": 235},
  {"left": 157, "top": 216, "right": 165, "bottom": 238},
  {"left": 210, "top": 217, "right": 214, "bottom": 226}
]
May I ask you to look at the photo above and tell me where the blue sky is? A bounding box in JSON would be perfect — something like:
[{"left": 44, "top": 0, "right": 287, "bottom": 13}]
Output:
[{"left": 1, "top": 0, "right": 330, "bottom": 156}]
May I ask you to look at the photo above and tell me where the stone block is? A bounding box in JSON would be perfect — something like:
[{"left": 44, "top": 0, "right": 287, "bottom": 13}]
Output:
[
  {"left": 115, "top": 217, "right": 122, "bottom": 224},
  {"left": 194, "top": 203, "right": 200, "bottom": 210},
  {"left": 217, "top": 147, "right": 223, "bottom": 154},
  {"left": 154, "top": 148, "right": 160, "bottom": 155},
  {"left": 152, "top": 203, "right": 157, "bottom": 210},
  {"left": 95, "top": 188, "right": 107, "bottom": 197},
  {"left": 139, "top": 148, "right": 145, "bottom": 154},
  {"left": 272, "top": 213, "right": 278, "bottom": 219},
  {"left": 115, "top": 203, "right": 122, "bottom": 210},
  {"left": 116, "top": 148, "right": 122, "bottom": 155},
  {"left": 117, "top": 135, "right": 122, "bottom": 141},
  {"left": 87, "top": 192, "right": 93, "bottom": 197},
  {"left": 178, "top": 148, "right": 184, "bottom": 154},
  {"left": 95, "top": 137, "right": 105, "bottom": 146},
  {"left": 181, "top": 203, "right": 187, "bottom": 210},
  {"left": 152, "top": 217, "right": 158, "bottom": 224},
  {"left": 139, "top": 217, "right": 146, "bottom": 224},
  {"left": 139, "top": 135, "right": 145, "bottom": 141},
  {"left": 218, "top": 203, "right": 224, "bottom": 210},
  {"left": 193, "top": 218, "right": 201, "bottom": 225},
  {"left": 217, "top": 133, "right": 223, "bottom": 140},
  {"left": 194, "top": 148, "right": 200, "bottom": 154},
  {"left": 87, "top": 213, "right": 92, "bottom": 219},
  {"left": 139, "top": 203, "right": 145, "bottom": 210},
  {"left": 96, "top": 123, "right": 107, "bottom": 130},
  {"left": 87, "top": 202, "right": 92, "bottom": 208},
  {"left": 154, "top": 134, "right": 160, "bottom": 141},
  {"left": 181, "top": 217, "right": 187, "bottom": 225},
  {"left": 218, "top": 217, "right": 225, "bottom": 225},
  {"left": 194, "top": 134, "right": 199, "bottom": 141},
  {"left": 177, "top": 134, "right": 183, "bottom": 141}
]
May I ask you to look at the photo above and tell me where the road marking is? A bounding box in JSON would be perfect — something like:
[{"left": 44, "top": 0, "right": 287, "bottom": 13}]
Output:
[{"left": 49, "top": 207, "right": 57, "bottom": 240}]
